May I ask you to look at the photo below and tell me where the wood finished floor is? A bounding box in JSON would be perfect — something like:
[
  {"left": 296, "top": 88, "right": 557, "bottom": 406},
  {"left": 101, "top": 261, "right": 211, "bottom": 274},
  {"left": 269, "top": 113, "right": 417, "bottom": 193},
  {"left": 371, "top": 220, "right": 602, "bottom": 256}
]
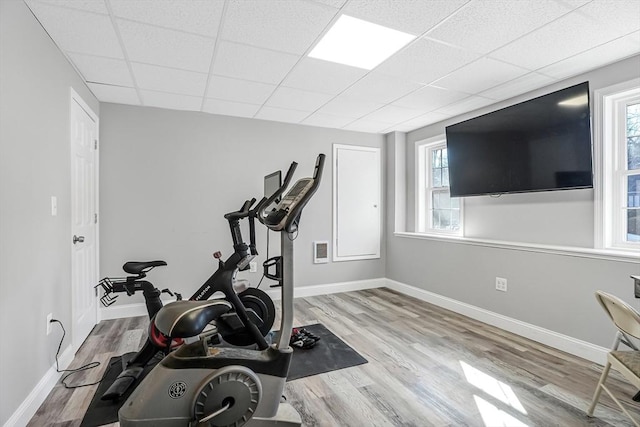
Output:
[{"left": 29, "top": 288, "right": 640, "bottom": 427}]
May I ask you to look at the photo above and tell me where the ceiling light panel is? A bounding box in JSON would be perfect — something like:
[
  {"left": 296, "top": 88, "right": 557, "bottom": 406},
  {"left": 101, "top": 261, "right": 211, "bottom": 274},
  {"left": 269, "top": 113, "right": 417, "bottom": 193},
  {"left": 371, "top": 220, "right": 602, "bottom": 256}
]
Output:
[
  {"left": 309, "top": 15, "right": 416, "bottom": 70},
  {"left": 213, "top": 41, "right": 299, "bottom": 85},
  {"left": 109, "top": 0, "right": 224, "bottom": 38},
  {"left": 117, "top": 20, "right": 215, "bottom": 72},
  {"left": 223, "top": 0, "right": 336, "bottom": 55}
]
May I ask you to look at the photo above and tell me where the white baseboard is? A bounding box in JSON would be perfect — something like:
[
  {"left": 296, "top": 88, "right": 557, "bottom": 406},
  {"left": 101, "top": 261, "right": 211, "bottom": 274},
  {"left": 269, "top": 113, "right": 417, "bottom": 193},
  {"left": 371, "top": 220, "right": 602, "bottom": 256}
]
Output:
[
  {"left": 265, "top": 277, "right": 386, "bottom": 301},
  {"left": 3, "top": 345, "right": 74, "bottom": 427},
  {"left": 100, "top": 279, "right": 386, "bottom": 319},
  {"left": 385, "top": 279, "right": 608, "bottom": 364}
]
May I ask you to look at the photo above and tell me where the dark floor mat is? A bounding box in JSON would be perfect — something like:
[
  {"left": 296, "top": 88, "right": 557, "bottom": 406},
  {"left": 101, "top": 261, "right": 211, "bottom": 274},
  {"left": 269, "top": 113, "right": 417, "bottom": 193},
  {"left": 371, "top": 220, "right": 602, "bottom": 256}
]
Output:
[
  {"left": 80, "top": 353, "right": 159, "bottom": 427},
  {"left": 287, "top": 323, "right": 368, "bottom": 381},
  {"left": 81, "top": 325, "right": 366, "bottom": 425}
]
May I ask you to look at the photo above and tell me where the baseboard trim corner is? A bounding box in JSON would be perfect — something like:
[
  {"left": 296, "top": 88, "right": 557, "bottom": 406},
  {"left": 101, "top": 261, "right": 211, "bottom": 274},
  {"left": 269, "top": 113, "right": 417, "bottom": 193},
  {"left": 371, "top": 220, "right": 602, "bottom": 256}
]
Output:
[
  {"left": 3, "top": 345, "right": 74, "bottom": 427},
  {"left": 385, "top": 279, "right": 608, "bottom": 364}
]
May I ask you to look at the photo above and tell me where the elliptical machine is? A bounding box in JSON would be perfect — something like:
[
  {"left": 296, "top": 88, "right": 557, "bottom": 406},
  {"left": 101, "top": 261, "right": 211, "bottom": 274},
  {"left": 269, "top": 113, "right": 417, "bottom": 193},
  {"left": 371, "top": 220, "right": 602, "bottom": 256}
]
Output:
[{"left": 118, "top": 153, "right": 325, "bottom": 427}]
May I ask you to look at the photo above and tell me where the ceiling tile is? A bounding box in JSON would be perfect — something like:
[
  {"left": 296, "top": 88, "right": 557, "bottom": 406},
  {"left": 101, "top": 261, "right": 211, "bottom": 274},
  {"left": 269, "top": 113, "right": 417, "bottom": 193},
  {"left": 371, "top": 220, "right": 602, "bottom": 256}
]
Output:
[
  {"left": 254, "top": 106, "right": 309, "bottom": 124},
  {"left": 309, "top": 0, "right": 347, "bottom": 8},
  {"left": 207, "top": 76, "right": 276, "bottom": 105},
  {"left": 213, "top": 41, "right": 299, "bottom": 85},
  {"left": 88, "top": 82, "right": 140, "bottom": 104},
  {"left": 392, "top": 85, "right": 469, "bottom": 111},
  {"left": 117, "top": 20, "right": 214, "bottom": 72},
  {"left": 342, "top": 118, "right": 392, "bottom": 133},
  {"left": 478, "top": 72, "right": 556, "bottom": 100},
  {"left": 340, "top": 71, "right": 422, "bottom": 104},
  {"left": 202, "top": 99, "right": 261, "bottom": 118},
  {"left": 376, "top": 38, "right": 481, "bottom": 84},
  {"left": 390, "top": 111, "right": 449, "bottom": 132},
  {"left": 433, "top": 57, "right": 530, "bottom": 94},
  {"left": 27, "top": 0, "right": 108, "bottom": 15},
  {"left": 110, "top": 0, "right": 224, "bottom": 37},
  {"left": 131, "top": 63, "right": 207, "bottom": 96},
  {"left": 426, "top": 0, "right": 587, "bottom": 54},
  {"left": 265, "top": 87, "right": 333, "bottom": 112},
  {"left": 490, "top": 0, "right": 640, "bottom": 70},
  {"left": 434, "top": 95, "right": 495, "bottom": 116},
  {"left": 316, "top": 97, "right": 383, "bottom": 118},
  {"left": 343, "top": 0, "right": 468, "bottom": 35},
  {"left": 301, "top": 112, "right": 354, "bottom": 128},
  {"left": 26, "top": 2, "right": 123, "bottom": 58},
  {"left": 537, "top": 31, "right": 640, "bottom": 80},
  {"left": 362, "top": 105, "right": 425, "bottom": 124},
  {"left": 68, "top": 53, "right": 133, "bottom": 86},
  {"left": 282, "top": 57, "right": 367, "bottom": 95},
  {"left": 222, "top": 0, "right": 337, "bottom": 55},
  {"left": 141, "top": 90, "right": 202, "bottom": 112}
]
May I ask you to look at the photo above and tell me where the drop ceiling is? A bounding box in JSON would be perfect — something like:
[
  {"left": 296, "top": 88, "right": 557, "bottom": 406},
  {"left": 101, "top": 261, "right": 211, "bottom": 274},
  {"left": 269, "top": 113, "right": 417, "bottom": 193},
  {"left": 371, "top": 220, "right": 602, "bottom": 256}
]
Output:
[{"left": 24, "top": 0, "right": 640, "bottom": 134}]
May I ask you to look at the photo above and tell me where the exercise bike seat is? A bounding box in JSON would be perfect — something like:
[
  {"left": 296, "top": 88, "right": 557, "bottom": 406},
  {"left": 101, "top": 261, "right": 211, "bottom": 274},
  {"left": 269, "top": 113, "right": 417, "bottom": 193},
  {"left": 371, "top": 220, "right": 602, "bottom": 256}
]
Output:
[
  {"left": 154, "top": 300, "right": 232, "bottom": 338},
  {"left": 122, "top": 260, "right": 167, "bottom": 275}
]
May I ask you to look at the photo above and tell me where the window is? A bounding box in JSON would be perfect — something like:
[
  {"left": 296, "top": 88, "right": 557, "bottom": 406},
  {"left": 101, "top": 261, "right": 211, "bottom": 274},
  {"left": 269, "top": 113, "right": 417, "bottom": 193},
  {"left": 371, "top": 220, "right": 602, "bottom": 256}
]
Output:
[
  {"left": 417, "top": 137, "right": 462, "bottom": 235},
  {"left": 596, "top": 79, "right": 640, "bottom": 250}
]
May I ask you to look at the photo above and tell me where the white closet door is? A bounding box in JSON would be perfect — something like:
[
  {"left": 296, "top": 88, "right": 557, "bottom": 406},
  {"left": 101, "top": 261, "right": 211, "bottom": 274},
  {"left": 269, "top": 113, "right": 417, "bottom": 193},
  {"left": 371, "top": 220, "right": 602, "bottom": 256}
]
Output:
[{"left": 333, "top": 144, "right": 381, "bottom": 261}]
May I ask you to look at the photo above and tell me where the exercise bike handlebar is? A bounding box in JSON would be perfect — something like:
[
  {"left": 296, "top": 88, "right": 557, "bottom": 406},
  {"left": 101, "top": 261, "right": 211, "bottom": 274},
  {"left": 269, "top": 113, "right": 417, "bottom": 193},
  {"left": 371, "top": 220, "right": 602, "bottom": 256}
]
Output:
[{"left": 224, "top": 198, "right": 256, "bottom": 221}]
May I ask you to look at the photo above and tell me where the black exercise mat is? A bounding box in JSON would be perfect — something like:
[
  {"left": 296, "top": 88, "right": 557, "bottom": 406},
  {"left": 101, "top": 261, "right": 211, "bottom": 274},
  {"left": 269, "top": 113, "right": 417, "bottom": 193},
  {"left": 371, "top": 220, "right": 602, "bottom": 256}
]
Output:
[
  {"left": 80, "top": 354, "right": 159, "bottom": 427},
  {"left": 286, "top": 323, "right": 368, "bottom": 381}
]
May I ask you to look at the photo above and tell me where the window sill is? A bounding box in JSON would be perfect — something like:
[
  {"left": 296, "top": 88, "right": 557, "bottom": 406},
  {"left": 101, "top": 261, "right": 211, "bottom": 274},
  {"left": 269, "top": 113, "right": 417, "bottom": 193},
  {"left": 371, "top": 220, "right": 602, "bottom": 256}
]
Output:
[{"left": 393, "top": 231, "right": 640, "bottom": 263}]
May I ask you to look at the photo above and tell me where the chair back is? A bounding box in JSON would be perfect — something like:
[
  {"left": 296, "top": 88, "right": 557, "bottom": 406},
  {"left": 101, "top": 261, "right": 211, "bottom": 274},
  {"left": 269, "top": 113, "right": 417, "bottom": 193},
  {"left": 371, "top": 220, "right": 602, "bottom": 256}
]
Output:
[{"left": 595, "top": 291, "right": 640, "bottom": 340}]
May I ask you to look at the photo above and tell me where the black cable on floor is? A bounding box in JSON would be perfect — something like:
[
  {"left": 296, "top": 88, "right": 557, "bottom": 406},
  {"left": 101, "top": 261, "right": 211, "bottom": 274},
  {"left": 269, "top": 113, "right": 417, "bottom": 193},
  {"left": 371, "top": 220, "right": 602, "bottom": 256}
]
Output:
[{"left": 51, "top": 319, "right": 111, "bottom": 389}]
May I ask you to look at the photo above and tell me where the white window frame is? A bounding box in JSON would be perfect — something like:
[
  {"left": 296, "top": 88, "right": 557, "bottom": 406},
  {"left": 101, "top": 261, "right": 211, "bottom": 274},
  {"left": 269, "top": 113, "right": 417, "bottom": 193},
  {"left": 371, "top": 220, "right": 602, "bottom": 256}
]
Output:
[
  {"left": 416, "top": 136, "right": 463, "bottom": 236},
  {"left": 594, "top": 78, "right": 640, "bottom": 251}
]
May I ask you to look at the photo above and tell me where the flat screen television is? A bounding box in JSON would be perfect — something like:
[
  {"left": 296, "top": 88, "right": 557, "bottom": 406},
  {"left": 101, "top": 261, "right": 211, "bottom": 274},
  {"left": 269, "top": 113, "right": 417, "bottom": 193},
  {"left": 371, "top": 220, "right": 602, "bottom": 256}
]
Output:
[{"left": 445, "top": 82, "right": 593, "bottom": 197}]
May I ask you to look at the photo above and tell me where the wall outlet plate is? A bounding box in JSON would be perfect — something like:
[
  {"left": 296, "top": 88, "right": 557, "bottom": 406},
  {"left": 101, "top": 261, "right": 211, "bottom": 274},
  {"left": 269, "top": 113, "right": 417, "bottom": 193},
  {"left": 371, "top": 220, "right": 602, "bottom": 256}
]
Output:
[
  {"left": 495, "top": 277, "right": 508, "bottom": 292},
  {"left": 249, "top": 261, "right": 257, "bottom": 273},
  {"left": 46, "top": 313, "right": 53, "bottom": 335}
]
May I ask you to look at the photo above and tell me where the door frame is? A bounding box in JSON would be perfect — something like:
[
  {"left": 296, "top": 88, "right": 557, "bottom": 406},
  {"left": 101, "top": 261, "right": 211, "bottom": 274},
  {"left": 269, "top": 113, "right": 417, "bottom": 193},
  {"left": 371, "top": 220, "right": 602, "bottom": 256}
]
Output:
[{"left": 69, "top": 87, "right": 99, "bottom": 351}]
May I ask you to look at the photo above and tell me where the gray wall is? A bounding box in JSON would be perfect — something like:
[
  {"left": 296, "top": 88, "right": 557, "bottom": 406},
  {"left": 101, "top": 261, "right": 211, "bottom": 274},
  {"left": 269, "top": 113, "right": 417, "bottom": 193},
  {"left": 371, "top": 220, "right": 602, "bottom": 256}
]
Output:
[
  {"left": 0, "top": 0, "right": 99, "bottom": 424},
  {"left": 99, "top": 104, "right": 385, "bottom": 305},
  {"left": 388, "top": 55, "right": 640, "bottom": 349}
]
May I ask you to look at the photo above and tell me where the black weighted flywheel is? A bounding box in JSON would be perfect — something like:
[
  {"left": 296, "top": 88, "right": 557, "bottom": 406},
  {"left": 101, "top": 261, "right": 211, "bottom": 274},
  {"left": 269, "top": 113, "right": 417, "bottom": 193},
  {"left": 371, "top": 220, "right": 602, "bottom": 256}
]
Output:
[{"left": 221, "top": 288, "right": 275, "bottom": 347}]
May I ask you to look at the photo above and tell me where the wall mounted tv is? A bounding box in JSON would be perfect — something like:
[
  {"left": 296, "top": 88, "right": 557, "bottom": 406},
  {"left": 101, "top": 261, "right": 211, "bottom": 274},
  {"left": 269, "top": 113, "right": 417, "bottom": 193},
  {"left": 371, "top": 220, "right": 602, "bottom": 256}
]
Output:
[{"left": 445, "top": 82, "right": 593, "bottom": 197}]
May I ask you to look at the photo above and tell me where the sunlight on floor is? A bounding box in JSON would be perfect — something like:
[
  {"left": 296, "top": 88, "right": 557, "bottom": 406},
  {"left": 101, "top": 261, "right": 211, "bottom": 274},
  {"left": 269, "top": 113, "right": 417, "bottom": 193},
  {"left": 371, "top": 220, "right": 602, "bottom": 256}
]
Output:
[{"left": 460, "top": 360, "right": 530, "bottom": 427}]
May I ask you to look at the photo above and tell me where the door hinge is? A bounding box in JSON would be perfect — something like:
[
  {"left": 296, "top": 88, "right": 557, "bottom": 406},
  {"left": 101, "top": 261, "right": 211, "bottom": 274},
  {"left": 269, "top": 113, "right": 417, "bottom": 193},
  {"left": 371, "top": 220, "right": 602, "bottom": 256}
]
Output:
[
  {"left": 94, "top": 140, "right": 98, "bottom": 150},
  {"left": 94, "top": 213, "right": 98, "bottom": 224}
]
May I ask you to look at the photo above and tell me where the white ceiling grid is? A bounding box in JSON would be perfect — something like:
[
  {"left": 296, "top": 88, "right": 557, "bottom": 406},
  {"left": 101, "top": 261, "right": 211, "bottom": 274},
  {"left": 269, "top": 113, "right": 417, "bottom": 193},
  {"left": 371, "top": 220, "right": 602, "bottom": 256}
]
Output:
[{"left": 24, "top": 0, "right": 640, "bottom": 134}]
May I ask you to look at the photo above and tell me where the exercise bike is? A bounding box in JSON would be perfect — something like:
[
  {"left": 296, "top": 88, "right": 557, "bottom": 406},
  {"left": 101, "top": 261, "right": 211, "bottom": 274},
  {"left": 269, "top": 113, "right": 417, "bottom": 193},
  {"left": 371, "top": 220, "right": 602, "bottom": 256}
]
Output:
[
  {"left": 119, "top": 153, "right": 325, "bottom": 427},
  {"left": 99, "top": 197, "right": 278, "bottom": 401}
]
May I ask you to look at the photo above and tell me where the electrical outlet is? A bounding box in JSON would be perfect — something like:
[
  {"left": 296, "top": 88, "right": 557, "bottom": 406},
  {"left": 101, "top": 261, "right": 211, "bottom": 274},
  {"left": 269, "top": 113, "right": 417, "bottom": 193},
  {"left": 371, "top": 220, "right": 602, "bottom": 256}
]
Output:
[
  {"left": 249, "top": 261, "right": 257, "bottom": 273},
  {"left": 495, "top": 277, "right": 508, "bottom": 292},
  {"left": 46, "top": 313, "right": 53, "bottom": 335}
]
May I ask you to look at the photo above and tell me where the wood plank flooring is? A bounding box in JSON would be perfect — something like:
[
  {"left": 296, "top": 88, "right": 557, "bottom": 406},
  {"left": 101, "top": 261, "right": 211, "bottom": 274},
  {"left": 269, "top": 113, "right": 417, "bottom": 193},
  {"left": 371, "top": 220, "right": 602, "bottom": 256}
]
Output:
[{"left": 29, "top": 288, "right": 640, "bottom": 426}]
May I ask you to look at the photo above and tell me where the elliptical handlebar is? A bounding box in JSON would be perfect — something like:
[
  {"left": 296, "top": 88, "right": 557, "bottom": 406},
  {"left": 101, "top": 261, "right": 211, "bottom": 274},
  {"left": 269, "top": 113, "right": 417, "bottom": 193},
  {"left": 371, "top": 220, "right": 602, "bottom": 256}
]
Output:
[{"left": 257, "top": 161, "right": 297, "bottom": 224}]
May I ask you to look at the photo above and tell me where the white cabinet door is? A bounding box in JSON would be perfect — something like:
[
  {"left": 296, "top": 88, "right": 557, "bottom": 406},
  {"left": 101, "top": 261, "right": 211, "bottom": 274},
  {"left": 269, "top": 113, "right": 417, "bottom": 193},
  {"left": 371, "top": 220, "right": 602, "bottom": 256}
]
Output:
[{"left": 333, "top": 144, "right": 381, "bottom": 261}]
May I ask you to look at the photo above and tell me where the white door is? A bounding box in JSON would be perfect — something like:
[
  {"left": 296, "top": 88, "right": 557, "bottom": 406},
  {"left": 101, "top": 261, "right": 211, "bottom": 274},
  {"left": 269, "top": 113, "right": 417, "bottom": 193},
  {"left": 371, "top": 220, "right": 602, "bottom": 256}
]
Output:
[
  {"left": 70, "top": 90, "right": 98, "bottom": 351},
  {"left": 333, "top": 144, "right": 381, "bottom": 261}
]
